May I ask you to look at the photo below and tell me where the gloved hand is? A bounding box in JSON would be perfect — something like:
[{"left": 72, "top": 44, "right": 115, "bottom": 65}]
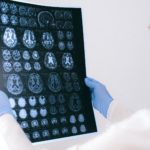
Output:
[
  {"left": 85, "top": 77, "right": 113, "bottom": 118},
  {"left": 0, "top": 91, "right": 13, "bottom": 117}
]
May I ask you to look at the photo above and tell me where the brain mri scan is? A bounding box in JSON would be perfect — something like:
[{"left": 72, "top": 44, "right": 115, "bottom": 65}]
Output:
[
  {"left": 48, "top": 72, "right": 62, "bottom": 93},
  {"left": 13, "top": 62, "right": 22, "bottom": 72},
  {"left": 0, "top": 0, "right": 97, "bottom": 143},
  {"left": 10, "top": 15, "right": 19, "bottom": 26},
  {"left": 0, "top": 2, "right": 9, "bottom": 13},
  {"left": 44, "top": 52, "right": 57, "bottom": 70},
  {"left": 2, "top": 49, "right": 11, "bottom": 61},
  {"left": 1, "top": 14, "right": 9, "bottom": 25},
  {"left": 38, "top": 11, "right": 54, "bottom": 27},
  {"left": 23, "top": 30, "right": 36, "bottom": 49},
  {"left": 41, "top": 32, "right": 54, "bottom": 49},
  {"left": 3, "top": 27, "right": 17, "bottom": 48},
  {"left": 12, "top": 50, "right": 21, "bottom": 61},
  {"left": 32, "top": 50, "right": 40, "bottom": 60},
  {"left": 3, "top": 61, "right": 12, "bottom": 72},
  {"left": 28, "top": 73, "right": 43, "bottom": 94},
  {"left": 24, "top": 62, "right": 32, "bottom": 71},
  {"left": 62, "top": 53, "right": 74, "bottom": 70},
  {"left": 6, "top": 74, "right": 23, "bottom": 95},
  {"left": 22, "top": 50, "right": 30, "bottom": 60}
]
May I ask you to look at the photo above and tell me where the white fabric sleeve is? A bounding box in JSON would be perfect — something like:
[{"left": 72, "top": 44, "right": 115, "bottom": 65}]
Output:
[
  {"left": 0, "top": 114, "right": 34, "bottom": 150},
  {"left": 107, "top": 100, "right": 132, "bottom": 123},
  {"left": 66, "top": 109, "right": 150, "bottom": 150}
]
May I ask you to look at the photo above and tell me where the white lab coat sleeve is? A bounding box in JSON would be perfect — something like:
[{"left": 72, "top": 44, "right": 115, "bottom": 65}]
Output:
[
  {"left": 66, "top": 109, "right": 150, "bottom": 150},
  {"left": 107, "top": 100, "right": 132, "bottom": 123},
  {"left": 0, "top": 114, "right": 34, "bottom": 150}
]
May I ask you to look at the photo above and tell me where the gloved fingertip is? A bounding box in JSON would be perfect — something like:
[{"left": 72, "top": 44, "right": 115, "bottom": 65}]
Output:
[
  {"left": 84, "top": 78, "right": 88, "bottom": 85},
  {"left": 85, "top": 77, "right": 95, "bottom": 82},
  {"left": 84, "top": 77, "right": 95, "bottom": 88}
]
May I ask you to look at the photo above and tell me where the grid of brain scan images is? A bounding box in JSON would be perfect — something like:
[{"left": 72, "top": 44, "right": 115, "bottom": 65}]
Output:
[{"left": 0, "top": 1, "right": 97, "bottom": 143}]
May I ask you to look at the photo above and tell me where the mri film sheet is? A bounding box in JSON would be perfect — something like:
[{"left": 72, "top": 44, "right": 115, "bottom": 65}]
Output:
[{"left": 0, "top": 1, "right": 97, "bottom": 143}]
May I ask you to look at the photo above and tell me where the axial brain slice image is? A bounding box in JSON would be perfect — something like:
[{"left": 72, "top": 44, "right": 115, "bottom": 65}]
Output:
[
  {"left": 3, "top": 27, "right": 18, "bottom": 48},
  {"left": 48, "top": 72, "right": 62, "bottom": 93},
  {"left": 62, "top": 53, "right": 74, "bottom": 70},
  {"left": 23, "top": 30, "right": 36, "bottom": 49},
  {"left": 44, "top": 52, "right": 57, "bottom": 69},
  {"left": 28, "top": 73, "right": 43, "bottom": 94},
  {"left": 2, "top": 50, "right": 11, "bottom": 61},
  {"left": 69, "top": 93, "right": 82, "bottom": 112},
  {"left": 3, "top": 61, "right": 12, "bottom": 73},
  {"left": 42, "top": 32, "right": 54, "bottom": 49},
  {"left": 6, "top": 74, "right": 23, "bottom": 95}
]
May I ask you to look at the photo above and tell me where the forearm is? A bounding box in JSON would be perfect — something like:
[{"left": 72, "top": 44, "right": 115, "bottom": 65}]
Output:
[{"left": 0, "top": 114, "right": 34, "bottom": 150}]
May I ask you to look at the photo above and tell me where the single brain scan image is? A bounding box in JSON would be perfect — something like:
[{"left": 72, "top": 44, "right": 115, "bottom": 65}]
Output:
[
  {"left": 48, "top": 94, "right": 56, "bottom": 104},
  {"left": 78, "top": 114, "right": 85, "bottom": 123},
  {"left": 66, "top": 31, "right": 73, "bottom": 40},
  {"left": 13, "top": 62, "right": 22, "bottom": 72},
  {"left": 6, "top": 74, "right": 23, "bottom": 95},
  {"left": 1, "top": 14, "right": 9, "bottom": 25},
  {"left": 10, "top": 3, "right": 18, "bottom": 15},
  {"left": 64, "top": 21, "right": 73, "bottom": 30},
  {"left": 0, "top": 2, "right": 9, "bottom": 13},
  {"left": 55, "top": 10, "right": 64, "bottom": 20},
  {"left": 23, "top": 30, "right": 36, "bottom": 49},
  {"left": 57, "top": 94, "right": 66, "bottom": 104},
  {"left": 3, "top": 61, "right": 12, "bottom": 73},
  {"left": 12, "top": 50, "right": 21, "bottom": 61},
  {"left": 28, "top": 73, "right": 43, "bottom": 94},
  {"left": 22, "top": 50, "right": 30, "bottom": 60},
  {"left": 40, "top": 107, "right": 47, "bottom": 117},
  {"left": 34, "top": 62, "right": 41, "bottom": 71},
  {"left": 49, "top": 106, "right": 57, "bottom": 115},
  {"left": 38, "top": 11, "right": 54, "bottom": 27},
  {"left": 41, "top": 32, "right": 54, "bottom": 49},
  {"left": 65, "top": 82, "right": 73, "bottom": 92},
  {"left": 28, "top": 96, "right": 36, "bottom": 106},
  {"left": 73, "top": 82, "right": 80, "bottom": 92},
  {"left": 64, "top": 11, "right": 72, "bottom": 20},
  {"left": 63, "top": 72, "right": 71, "bottom": 81},
  {"left": 39, "top": 95, "right": 46, "bottom": 105},
  {"left": 27, "top": 7, "right": 36, "bottom": 17},
  {"left": 19, "top": 17, "right": 28, "bottom": 27},
  {"left": 3, "top": 27, "right": 17, "bottom": 48},
  {"left": 44, "top": 52, "right": 57, "bottom": 69},
  {"left": 58, "top": 41, "right": 65, "bottom": 51},
  {"left": 28, "top": 18, "right": 37, "bottom": 28},
  {"left": 59, "top": 105, "right": 66, "bottom": 114},
  {"left": 69, "top": 93, "right": 82, "bottom": 112},
  {"left": 48, "top": 72, "right": 62, "bottom": 93},
  {"left": 19, "top": 6, "right": 27, "bottom": 16},
  {"left": 2, "top": 49, "right": 11, "bottom": 61},
  {"left": 67, "top": 41, "right": 74, "bottom": 50},
  {"left": 32, "top": 50, "right": 40, "bottom": 60},
  {"left": 10, "top": 15, "right": 18, "bottom": 26},
  {"left": 24, "top": 62, "right": 32, "bottom": 71},
  {"left": 71, "top": 72, "right": 78, "bottom": 81},
  {"left": 62, "top": 53, "right": 74, "bottom": 70},
  {"left": 57, "top": 31, "right": 65, "bottom": 40}
]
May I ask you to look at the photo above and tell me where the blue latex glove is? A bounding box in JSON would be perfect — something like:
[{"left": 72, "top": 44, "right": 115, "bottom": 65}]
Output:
[
  {"left": 0, "top": 91, "right": 13, "bottom": 117},
  {"left": 85, "top": 77, "right": 113, "bottom": 118}
]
